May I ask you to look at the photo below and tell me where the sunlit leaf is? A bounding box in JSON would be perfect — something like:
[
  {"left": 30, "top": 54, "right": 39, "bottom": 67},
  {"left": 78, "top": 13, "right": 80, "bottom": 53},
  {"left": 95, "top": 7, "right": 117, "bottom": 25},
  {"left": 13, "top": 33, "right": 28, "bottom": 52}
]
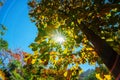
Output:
[
  {"left": 104, "top": 75, "right": 112, "bottom": 80},
  {"left": 0, "top": 70, "right": 6, "bottom": 80},
  {"left": 31, "top": 59, "right": 36, "bottom": 64},
  {"left": 111, "top": 8, "right": 117, "bottom": 12},
  {"left": 95, "top": 73, "right": 103, "bottom": 80},
  {"left": 63, "top": 48, "right": 68, "bottom": 54},
  {"left": 64, "top": 71, "right": 67, "bottom": 77}
]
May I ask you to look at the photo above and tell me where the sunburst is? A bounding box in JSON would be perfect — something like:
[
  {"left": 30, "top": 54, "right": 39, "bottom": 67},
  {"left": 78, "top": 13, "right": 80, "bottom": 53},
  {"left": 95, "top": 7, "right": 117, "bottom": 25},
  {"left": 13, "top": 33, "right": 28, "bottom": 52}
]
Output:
[{"left": 52, "top": 30, "right": 66, "bottom": 44}]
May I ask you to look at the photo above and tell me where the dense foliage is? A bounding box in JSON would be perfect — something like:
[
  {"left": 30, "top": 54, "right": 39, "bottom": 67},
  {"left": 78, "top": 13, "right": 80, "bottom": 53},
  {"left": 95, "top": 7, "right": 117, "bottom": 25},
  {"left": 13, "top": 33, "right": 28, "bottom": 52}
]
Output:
[
  {"left": 27, "top": 0, "right": 120, "bottom": 79},
  {"left": 0, "top": 50, "right": 114, "bottom": 80},
  {"left": 0, "top": 0, "right": 120, "bottom": 79},
  {"left": 83, "top": 65, "right": 115, "bottom": 80}
]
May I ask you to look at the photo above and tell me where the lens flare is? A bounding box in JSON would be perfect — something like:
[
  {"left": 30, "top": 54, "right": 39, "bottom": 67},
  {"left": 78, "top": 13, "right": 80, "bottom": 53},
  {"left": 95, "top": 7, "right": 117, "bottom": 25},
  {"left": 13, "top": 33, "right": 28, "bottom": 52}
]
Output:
[
  {"left": 56, "top": 36, "right": 65, "bottom": 44},
  {"left": 52, "top": 30, "right": 65, "bottom": 44}
]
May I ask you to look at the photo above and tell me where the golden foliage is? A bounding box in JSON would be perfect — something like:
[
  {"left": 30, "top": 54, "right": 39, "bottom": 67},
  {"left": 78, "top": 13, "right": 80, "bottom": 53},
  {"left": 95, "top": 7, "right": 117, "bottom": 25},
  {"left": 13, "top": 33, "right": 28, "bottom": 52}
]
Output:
[
  {"left": 0, "top": 70, "right": 6, "bottom": 80},
  {"left": 96, "top": 73, "right": 112, "bottom": 80}
]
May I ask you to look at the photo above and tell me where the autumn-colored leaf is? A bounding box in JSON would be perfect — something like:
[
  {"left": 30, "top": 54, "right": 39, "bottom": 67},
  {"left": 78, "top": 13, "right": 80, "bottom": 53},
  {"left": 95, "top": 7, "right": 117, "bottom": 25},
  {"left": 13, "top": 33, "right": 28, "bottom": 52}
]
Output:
[
  {"left": 64, "top": 71, "right": 67, "bottom": 77},
  {"left": 0, "top": 70, "right": 6, "bottom": 80}
]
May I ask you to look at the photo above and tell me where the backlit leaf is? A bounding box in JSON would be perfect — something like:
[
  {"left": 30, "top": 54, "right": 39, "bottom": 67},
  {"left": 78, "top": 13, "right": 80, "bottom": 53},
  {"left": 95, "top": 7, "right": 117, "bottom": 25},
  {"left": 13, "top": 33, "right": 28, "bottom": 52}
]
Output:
[{"left": 64, "top": 71, "right": 67, "bottom": 77}]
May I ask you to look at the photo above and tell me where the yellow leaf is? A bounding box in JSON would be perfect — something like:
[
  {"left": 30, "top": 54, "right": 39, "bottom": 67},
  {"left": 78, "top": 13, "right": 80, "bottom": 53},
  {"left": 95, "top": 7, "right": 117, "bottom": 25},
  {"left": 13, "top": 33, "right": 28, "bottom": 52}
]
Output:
[
  {"left": 44, "top": 23, "right": 47, "bottom": 28},
  {"left": 39, "top": 60, "right": 42, "bottom": 63},
  {"left": 33, "top": 50, "right": 39, "bottom": 58},
  {"left": 88, "top": 13, "right": 92, "bottom": 16},
  {"left": 51, "top": 22, "right": 60, "bottom": 29},
  {"left": 86, "top": 48, "right": 93, "bottom": 50},
  {"left": 101, "top": 37, "right": 105, "bottom": 39},
  {"left": 60, "top": 20, "right": 65, "bottom": 25},
  {"left": 101, "top": 31, "right": 104, "bottom": 34},
  {"left": 106, "top": 13, "right": 111, "bottom": 17},
  {"left": 72, "top": 71, "right": 76, "bottom": 76},
  {"left": 49, "top": 51, "right": 56, "bottom": 55},
  {"left": 77, "top": 18, "right": 83, "bottom": 24},
  {"left": 63, "top": 48, "right": 68, "bottom": 54},
  {"left": 29, "top": 45, "right": 33, "bottom": 48},
  {"left": 104, "top": 75, "right": 111, "bottom": 80},
  {"left": 41, "top": 15, "right": 44, "bottom": 19},
  {"left": 74, "top": 35, "right": 78, "bottom": 39},
  {"left": 106, "top": 38, "right": 113, "bottom": 42},
  {"left": 96, "top": 73, "right": 103, "bottom": 80},
  {"left": 111, "top": 8, "right": 117, "bottom": 12},
  {"left": 79, "top": 70, "right": 83, "bottom": 74},
  {"left": 71, "top": 22, "right": 74, "bottom": 26},
  {"left": 33, "top": 55, "right": 38, "bottom": 59},
  {"left": 76, "top": 63, "right": 79, "bottom": 68},
  {"left": 53, "top": 59, "right": 57, "bottom": 64},
  {"left": 24, "top": 55, "right": 32, "bottom": 63},
  {"left": 31, "top": 59, "right": 36, "bottom": 64},
  {"left": 67, "top": 30, "right": 71, "bottom": 35},
  {"left": 59, "top": 57, "right": 64, "bottom": 62},
  {"left": 0, "top": 70, "right": 6, "bottom": 80},
  {"left": 64, "top": 71, "right": 67, "bottom": 77},
  {"left": 34, "top": 50, "right": 38, "bottom": 55}
]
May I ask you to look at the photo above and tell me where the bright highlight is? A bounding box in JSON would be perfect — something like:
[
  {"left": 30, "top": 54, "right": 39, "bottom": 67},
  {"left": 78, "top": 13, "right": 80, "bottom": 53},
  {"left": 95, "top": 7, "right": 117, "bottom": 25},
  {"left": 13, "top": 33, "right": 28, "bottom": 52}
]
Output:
[
  {"left": 52, "top": 30, "right": 65, "bottom": 44},
  {"left": 56, "top": 36, "right": 65, "bottom": 44}
]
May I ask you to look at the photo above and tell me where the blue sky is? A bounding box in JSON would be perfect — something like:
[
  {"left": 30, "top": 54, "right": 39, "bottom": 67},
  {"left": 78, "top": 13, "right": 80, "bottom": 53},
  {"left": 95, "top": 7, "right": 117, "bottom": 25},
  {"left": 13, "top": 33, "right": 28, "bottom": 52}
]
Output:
[
  {"left": 0, "top": 0, "right": 96, "bottom": 71},
  {"left": 0, "top": 0, "right": 37, "bottom": 53}
]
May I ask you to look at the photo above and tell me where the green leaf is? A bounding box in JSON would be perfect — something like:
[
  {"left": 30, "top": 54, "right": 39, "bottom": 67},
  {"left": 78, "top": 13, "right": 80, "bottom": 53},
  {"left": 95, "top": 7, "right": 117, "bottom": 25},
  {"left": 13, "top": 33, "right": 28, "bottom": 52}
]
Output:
[
  {"left": 2, "top": 25, "right": 7, "bottom": 30},
  {"left": 0, "top": 59, "right": 3, "bottom": 64},
  {"left": 38, "top": 28, "right": 46, "bottom": 37},
  {"left": 0, "top": 38, "right": 8, "bottom": 50},
  {"left": 32, "top": 47, "right": 38, "bottom": 51},
  {"left": 0, "top": 2, "right": 3, "bottom": 6},
  {"left": 12, "top": 70, "right": 24, "bottom": 80},
  {"left": 29, "top": 43, "right": 38, "bottom": 51}
]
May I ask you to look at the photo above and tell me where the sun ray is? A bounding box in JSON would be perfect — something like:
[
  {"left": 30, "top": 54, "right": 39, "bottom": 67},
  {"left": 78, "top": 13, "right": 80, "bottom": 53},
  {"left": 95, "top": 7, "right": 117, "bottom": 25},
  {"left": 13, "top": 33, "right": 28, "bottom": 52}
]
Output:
[{"left": 52, "top": 30, "right": 66, "bottom": 44}]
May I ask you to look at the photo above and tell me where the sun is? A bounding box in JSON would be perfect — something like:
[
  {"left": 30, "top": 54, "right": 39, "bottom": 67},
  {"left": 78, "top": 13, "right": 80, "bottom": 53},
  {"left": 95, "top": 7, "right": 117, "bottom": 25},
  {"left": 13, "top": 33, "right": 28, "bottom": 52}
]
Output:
[
  {"left": 55, "top": 35, "right": 65, "bottom": 44},
  {"left": 52, "top": 30, "right": 66, "bottom": 44}
]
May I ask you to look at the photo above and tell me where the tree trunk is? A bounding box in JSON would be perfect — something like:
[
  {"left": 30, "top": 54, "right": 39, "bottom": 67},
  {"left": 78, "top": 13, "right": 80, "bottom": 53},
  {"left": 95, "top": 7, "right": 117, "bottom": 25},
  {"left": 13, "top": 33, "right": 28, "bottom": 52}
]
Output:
[{"left": 77, "top": 22, "right": 120, "bottom": 79}]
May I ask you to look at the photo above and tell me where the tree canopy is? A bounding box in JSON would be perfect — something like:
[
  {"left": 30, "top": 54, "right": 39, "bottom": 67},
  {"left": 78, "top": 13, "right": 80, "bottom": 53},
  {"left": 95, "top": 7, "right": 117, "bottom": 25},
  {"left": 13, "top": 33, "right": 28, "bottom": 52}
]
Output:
[
  {"left": 0, "top": 0, "right": 120, "bottom": 80},
  {"left": 27, "top": 0, "right": 120, "bottom": 79}
]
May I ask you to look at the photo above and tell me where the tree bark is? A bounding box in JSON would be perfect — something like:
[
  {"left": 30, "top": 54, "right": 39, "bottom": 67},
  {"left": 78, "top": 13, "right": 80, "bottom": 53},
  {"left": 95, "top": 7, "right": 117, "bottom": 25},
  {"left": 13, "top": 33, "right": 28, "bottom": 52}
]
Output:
[{"left": 77, "top": 22, "right": 120, "bottom": 79}]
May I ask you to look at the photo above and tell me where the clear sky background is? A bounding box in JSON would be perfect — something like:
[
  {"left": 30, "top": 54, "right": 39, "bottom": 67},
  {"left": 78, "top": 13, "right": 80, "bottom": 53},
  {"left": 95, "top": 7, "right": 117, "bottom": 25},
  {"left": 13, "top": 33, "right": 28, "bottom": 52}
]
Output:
[
  {"left": 0, "top": 0, "right": 37, "bottom": 53},
  {"left": 0, "top": 0, "right": 96, "bottom": 71}
]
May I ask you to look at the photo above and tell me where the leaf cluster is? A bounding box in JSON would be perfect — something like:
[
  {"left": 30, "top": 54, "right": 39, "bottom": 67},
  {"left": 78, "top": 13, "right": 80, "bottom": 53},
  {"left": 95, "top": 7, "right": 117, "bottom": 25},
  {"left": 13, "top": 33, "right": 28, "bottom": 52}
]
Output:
[{"left": 27, "top": 0, "right": 120, "bottom": 79}]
